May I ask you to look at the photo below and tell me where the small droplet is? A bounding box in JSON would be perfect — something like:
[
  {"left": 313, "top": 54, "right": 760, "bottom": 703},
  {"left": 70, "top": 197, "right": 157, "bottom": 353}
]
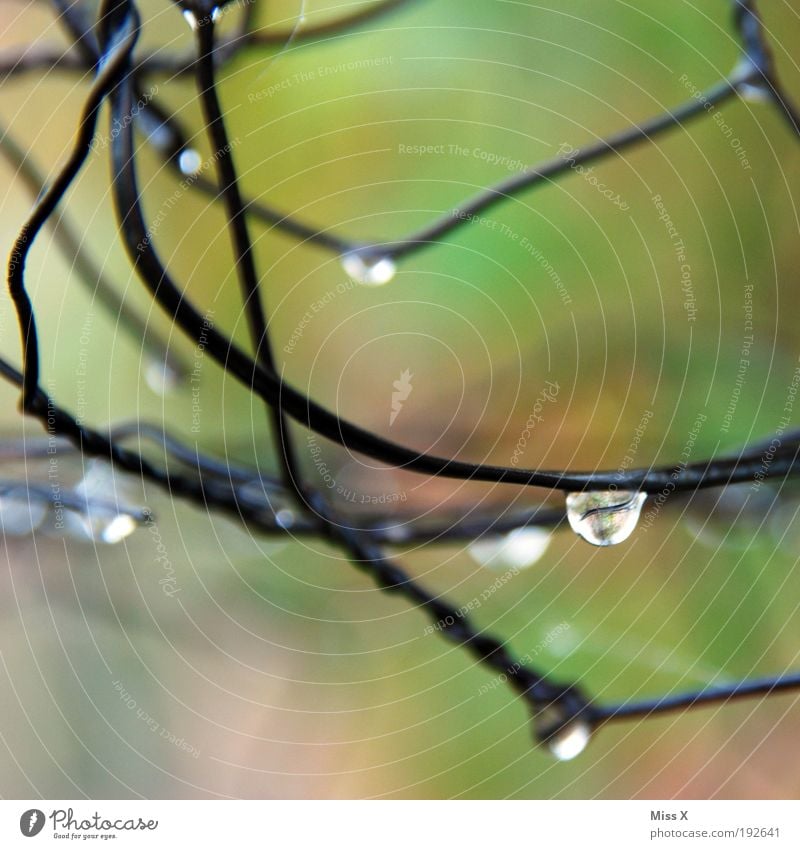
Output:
[
  {"left": 341, "top": 252, "right": 396, "bottom": 286},
  {"left": 733, "top": 60, "right": 772, "bottom": 104},
  {"left": 382, "top": 524, "right": 409, "bottom": 543},
  {"left": 469, "top": 527, "right": 550, "bottom": 570},
  {"left": 546, "top": 719, "right": 592, "bottom": 761},
  {"left": 566, "top": 490, "right": 646, "bottom": 547},
  {"left": 738, "top": 79, "right": 772, "bottom": 103},
  {"left": 275, "top": 508, "right": 295, "bottom": 529},
  {"left": 0, "top": 490, "right": 47, "bottom": 536},
  {"left": 178, "top": 148, "right": 203, "bottom": 177},
  {"left": 144, "top": 359, "right": 181, "bottom": 396},
  {"left": 63, "top": 510, "right": 139, "bottom": 545}
]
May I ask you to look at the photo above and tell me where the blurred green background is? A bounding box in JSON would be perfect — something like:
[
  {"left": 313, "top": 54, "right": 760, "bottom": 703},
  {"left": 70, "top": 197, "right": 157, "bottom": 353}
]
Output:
[{"left": 2, "top": 0, "right": 800, "bottom": 798}]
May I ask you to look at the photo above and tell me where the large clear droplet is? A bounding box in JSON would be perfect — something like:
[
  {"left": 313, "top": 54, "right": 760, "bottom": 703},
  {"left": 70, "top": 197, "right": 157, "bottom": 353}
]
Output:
[
  {"left": 565, "top": 490, "right": 646, "bottom": 547},
  {"left": 144, "top": 359, "right": 181, "bottom": 396},
  {"left": 546, "top": 719, "right": 592, "bottom": 761},
  {"left": 178, "top": 148, "right": 203, "bottom": 177},
  {"left": 469, "top": 527, "right": 550, "bottom": 570},
  {"left": 341, "top": 252, "right": 396, "bottom": 286},
  {"left": 0, "top": 489, "right": 48, "bottom": 536}
]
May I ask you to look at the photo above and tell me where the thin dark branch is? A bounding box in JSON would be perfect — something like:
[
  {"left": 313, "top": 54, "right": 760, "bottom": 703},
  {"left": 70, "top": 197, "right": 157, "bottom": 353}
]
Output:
[
  {"left": 0, "top": 122, "right": 188, "bottom": 382},
  {"left": 594, "top": 673, "right": 800, "bottom": 725}
]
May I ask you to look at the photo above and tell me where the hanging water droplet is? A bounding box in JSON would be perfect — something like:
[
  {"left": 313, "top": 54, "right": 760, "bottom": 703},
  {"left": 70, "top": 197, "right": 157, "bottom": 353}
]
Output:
[
  {"left": 738, "top": 80, "right": 772, "bottom": 103},
  {"left": 732, "top": 60, "right": 772, "bottom": 104},
  {"left": 546, "top": 719, "right": 592, "bottom": 761},
  {"left": 469, "top": 527, "right": 550, "bottom": 570},
  {"left": 275, "top": 508, "right": 295, "bottom": 529},
  {"left": 63, "top": 510, "right": 140, "bottom": 544},
  {"left": 0, "top": 489, "right": 48, "bottom": 536},
  {"left": 565, "top": 490, "right": 646, "bottom": 547},
  {"left": 61, "top": 461, "right": 146, "bottom": 544},
  {"left": 144, "top": 359, "right": 181, "bottom": 396},
  {"left": 178, "top": 148, "right": 203, "bottom": 177},
  {"left": 341, "top": 252, "right": 396, "bottom": 286}
]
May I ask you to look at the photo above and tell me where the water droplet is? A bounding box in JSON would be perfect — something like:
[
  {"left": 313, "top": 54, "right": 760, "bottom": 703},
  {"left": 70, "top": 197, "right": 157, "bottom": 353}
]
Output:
[
  {"left": 0, "top": 489, "right": 47, "bottom": 536},
  {"left": 732, "top": 60, "right": 772, "bottom": 104},
  {"left": 341, "top": 252, "right": 396, "bottom": 286},
  {"left": 275, "top": 508, "right": 295, "bottom": 529},
  {"left": 63, "top": 461, "right": 145, "bottom": 544},
  {"left": 178, "top": 148, "right": 203, "bottom": 177},
  {"left": 144, "top": 359, "right": 181, "bottom": 395},
  {"left": 738, "top": 80, "right": 772, "bottom": 103},
  {"left": 565, "top": 490, "right": 646, "bottom": 547},
  {"left": 546, "top": 719, "right": 592, "bottom": 761},
  {"left": 58, "top": 508, "right": 139, "bottom": 544},
  {"left": 469, "top": 527, "right": 550, "bottom": 570},
  {"left": 382, "top": 524, "right": 408, "bottom": 543}
]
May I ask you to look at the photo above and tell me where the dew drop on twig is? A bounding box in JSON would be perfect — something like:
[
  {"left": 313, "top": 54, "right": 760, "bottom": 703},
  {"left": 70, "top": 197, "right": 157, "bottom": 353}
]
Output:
[
  {"left": 64, "top": 461, "right": 145, "bottom": 544},
  {"left": 565, "top": 490, "right": 646, "bottom": 546},
  {"left": 178, "top": 148, "right": 203, "bottom": 177},
  {"left": 341, "top": 252, "right": 396, "bottom": 286},
  {"left": 144, "top": 359, "right": 181, "bottom": 396},
  {"left": 546, "top": 719, "right": 592, "bottom": 761}
]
